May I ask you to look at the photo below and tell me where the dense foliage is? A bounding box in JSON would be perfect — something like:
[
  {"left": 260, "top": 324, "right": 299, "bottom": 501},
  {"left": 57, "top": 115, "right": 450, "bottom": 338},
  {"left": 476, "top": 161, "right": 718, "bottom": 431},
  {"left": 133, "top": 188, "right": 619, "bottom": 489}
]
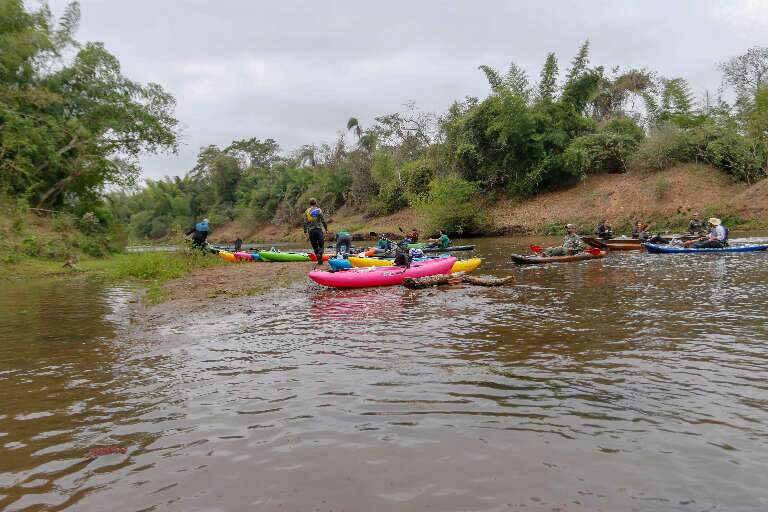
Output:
[
  {"left": 2, "top": 1, "right": 767, "bottom": 242},
  {"left": 0, "top": 0, "right": 178, "bottom": 218}
]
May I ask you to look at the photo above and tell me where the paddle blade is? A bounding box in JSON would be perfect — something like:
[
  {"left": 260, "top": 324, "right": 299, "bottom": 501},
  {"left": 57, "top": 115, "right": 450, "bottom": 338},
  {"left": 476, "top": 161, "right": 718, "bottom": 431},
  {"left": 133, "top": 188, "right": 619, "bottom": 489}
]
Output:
[
  {"left": 530, "top": 245, "right": 543, "bottom": 254},
  {"left": 586, "top": 247, "right": 602, "bottom": 256}
]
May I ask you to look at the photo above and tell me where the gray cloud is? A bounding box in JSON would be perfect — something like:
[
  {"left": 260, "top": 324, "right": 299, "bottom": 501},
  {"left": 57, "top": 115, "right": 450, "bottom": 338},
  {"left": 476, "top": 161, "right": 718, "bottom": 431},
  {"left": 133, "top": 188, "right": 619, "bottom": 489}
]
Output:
[{"left": 47, "top": 0, "right": 768, "bottom": 180}]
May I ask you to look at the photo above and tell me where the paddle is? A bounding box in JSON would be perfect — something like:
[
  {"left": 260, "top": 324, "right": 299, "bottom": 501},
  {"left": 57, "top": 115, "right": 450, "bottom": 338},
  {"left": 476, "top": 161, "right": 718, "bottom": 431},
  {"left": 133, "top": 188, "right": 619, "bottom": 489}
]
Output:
[
  {"left": 530, "top": 245, "right": 543, "bottom": 254},
  {"left": 585, "top": 247, "right": 603, "bottom": 256}
]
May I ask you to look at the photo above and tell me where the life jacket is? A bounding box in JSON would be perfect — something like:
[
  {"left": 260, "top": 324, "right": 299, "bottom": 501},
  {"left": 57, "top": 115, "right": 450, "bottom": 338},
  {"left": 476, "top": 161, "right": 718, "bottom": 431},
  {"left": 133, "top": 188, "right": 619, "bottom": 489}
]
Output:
[
  {"left": 195, "top": 221, "right": 209, "bottom": 232},
  {"left": 305, "top": 207, "right": 322, "bottom": 222}
]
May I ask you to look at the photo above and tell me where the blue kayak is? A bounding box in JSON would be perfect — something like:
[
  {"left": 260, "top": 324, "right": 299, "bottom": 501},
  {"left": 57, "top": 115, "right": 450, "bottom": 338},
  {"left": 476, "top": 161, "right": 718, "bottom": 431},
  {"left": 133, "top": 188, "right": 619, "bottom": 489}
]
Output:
[{"left": 645, "top": 243, "right": 768, "bottom": 254}]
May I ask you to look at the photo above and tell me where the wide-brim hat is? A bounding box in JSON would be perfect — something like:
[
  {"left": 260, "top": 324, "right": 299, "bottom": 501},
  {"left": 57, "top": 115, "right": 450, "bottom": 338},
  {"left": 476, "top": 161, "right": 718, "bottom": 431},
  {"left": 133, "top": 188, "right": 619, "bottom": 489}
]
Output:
[
  {"left": 566, "top": 223, "right": 577, "bottom": 229},
  {"left": 708, "top": 217, "right": 721, "bottom": 225}
]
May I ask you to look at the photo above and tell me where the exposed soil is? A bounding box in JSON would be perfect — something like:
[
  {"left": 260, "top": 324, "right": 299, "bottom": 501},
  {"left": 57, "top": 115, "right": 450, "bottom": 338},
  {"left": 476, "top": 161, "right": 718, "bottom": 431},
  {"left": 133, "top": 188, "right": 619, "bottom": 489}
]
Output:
[{"left": 491, "top": 164, "right": 762, "bottom": 232}]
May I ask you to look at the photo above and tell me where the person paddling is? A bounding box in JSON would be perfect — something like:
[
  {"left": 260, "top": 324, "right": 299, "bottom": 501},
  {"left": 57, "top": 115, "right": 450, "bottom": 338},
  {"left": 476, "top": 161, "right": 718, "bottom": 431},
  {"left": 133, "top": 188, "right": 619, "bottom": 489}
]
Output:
[
  {"left": 303, "top": 198, "right": 328, "bottom": 265},
  {"left": 186, "top": 218, "right": 210, "bottom": 249},
  {"left": 685, "top": 218, "right": 728, "bottom": 248},
  {"left": 543, "top": 224, "right": 584, "bottom": 256},
  {"left": 427, "top": 230, "right": 450, "bottom": 249}
]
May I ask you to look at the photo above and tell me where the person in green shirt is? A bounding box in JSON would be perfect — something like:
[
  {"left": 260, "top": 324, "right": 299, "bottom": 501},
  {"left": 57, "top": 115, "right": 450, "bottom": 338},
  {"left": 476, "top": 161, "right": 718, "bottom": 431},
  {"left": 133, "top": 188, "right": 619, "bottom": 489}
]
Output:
[{"left": 428, "top": 230, "right": 450, "bottom": 249}]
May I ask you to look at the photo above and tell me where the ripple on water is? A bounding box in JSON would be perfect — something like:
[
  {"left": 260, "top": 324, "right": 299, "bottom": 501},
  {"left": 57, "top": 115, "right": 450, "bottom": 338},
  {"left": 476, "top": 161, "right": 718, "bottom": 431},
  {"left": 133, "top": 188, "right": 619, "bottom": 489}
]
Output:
[{"left": 2, "top": 240, "right": 768, "bottom": 510}]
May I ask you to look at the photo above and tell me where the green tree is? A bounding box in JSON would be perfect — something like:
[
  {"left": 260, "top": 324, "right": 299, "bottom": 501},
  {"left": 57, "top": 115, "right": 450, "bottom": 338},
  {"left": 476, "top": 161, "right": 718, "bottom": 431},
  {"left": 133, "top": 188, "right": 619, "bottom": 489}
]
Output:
[
  {"left": 0, "top": 0, "right": 178, "bottom": 210},
  {"left": 537, "top": 52, "right": 559, "bottom": 104}
]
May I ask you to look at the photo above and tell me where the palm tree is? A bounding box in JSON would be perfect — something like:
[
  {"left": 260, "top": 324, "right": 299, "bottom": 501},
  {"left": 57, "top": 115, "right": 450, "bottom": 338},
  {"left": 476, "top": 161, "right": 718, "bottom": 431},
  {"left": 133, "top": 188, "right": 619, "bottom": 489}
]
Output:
[{"left": 347, "top": 117, "right": 363, "bottom": 139}]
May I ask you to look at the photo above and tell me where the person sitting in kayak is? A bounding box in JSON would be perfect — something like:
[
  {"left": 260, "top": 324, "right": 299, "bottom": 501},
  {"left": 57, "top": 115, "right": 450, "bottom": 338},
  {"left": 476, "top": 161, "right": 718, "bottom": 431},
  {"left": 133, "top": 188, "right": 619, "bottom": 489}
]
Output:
[
  {"left": 303, "top": 198, "right": 328, "bottom": 265},
  {"left": 595, "top": 219, "right": 613, "bottom": 239},
  {"left": 688, "top": 212, "right": 705, "bottom": 235},
  {"left": 376, "top": 234, "right": 391, "bottom": 250},
  {"left": 632, "top": 220, "right": 649, "bottom": 239},
  {"left": 185, "top": 218, "right": 210, "bottom": 249},
  {"left": 426, "top": 230, "right": 450, "bottom": 249},
  {"left": 543, "top": 224, "right": 584, "bottom": 256},
  {"left": 686, "top": 218, "right": 728, "bottom": 248},
  {"left": 335, "top": 230, "right": 353, "bottom": 256},
  {"left": 393, "top": 240, "right": 412, "bottom": 267}
]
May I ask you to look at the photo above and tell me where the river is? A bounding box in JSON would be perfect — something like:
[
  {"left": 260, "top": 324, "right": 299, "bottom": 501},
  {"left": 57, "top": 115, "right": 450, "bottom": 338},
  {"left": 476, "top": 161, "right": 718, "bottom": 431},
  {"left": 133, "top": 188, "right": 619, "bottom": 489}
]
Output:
[{"left": 2, "top": 236, "right": 768, "bottom": 511}]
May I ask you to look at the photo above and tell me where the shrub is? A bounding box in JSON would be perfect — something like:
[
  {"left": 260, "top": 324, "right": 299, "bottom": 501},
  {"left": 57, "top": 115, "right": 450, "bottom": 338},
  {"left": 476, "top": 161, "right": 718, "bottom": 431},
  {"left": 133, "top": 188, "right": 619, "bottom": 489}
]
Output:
[
  {"left": 415, "top": 176, "right": 489, "bottom": 235},
  {"left": 22, "top": 236, "right": 41, "bottom": 257},
  {"left": 402, "top": 158, "right": 434, "bottom": 201},
  {"left": 652, "top": 177, "right": 671, "bottom": 201},
  {"left": 563, "top": 131, "right": 640, "bottom": 176},
  {"left": 52, "top": 214, "right": 76, "bottom": 232}
]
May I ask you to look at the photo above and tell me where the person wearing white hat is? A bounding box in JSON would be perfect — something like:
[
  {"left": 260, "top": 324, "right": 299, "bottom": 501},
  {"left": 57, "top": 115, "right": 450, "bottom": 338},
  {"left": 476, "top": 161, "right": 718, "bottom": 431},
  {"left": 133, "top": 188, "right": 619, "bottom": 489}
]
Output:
[
  {"left": 686, "top": 217, "right": 728, "bottom": 248},
  {"left": 186, "top": 217, "right": 211, "bottom": 249}
]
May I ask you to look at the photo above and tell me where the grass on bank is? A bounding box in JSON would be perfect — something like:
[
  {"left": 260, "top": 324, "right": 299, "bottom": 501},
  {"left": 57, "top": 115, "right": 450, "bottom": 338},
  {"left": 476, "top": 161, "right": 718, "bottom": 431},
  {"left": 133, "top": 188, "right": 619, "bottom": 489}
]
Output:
[{"left": 4, "top": 250, "right": 225, "bottom": 303}]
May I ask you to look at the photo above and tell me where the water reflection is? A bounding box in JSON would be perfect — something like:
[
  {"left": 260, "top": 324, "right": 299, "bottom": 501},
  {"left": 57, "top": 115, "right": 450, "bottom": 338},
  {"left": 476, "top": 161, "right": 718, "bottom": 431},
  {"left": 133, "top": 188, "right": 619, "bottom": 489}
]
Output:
[{"left": 2, "top": 238, "right": 768, "bottom": 511}]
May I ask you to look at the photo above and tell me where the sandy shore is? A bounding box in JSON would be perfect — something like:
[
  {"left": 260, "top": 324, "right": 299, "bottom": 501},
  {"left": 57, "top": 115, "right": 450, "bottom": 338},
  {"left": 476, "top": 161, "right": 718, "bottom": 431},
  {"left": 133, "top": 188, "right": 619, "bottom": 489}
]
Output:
[{"left": 138, "top": 262, "right": 312, "bottom": 328}]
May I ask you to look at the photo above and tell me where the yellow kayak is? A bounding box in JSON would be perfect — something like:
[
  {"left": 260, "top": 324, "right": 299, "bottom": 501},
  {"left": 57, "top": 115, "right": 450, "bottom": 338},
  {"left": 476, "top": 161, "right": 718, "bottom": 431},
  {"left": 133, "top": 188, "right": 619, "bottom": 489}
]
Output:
[
  {"left": 217, "top": 250, "right": 237, "bottom": 263},
  {"left": 348, "top": 256, "right": 481, "bottom": 274}
]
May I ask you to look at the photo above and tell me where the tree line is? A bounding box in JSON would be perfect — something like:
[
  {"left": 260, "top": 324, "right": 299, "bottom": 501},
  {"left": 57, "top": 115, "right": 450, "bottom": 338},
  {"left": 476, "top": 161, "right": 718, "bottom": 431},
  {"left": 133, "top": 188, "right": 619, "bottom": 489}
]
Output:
[{"left": 3, "top": 1, "right": 768, "bottom": 240}]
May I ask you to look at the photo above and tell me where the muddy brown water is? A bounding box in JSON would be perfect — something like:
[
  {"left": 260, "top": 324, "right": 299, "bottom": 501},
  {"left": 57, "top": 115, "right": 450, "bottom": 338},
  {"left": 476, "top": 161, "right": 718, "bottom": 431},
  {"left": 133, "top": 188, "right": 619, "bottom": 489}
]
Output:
[{"left": 2, "top": 236, "right": 768, "bottom": 511}]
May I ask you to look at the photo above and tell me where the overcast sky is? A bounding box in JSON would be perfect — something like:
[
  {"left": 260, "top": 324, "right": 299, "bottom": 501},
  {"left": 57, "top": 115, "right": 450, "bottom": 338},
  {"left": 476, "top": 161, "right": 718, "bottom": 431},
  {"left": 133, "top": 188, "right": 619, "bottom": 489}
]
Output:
[{"left": 46, "top": 0, "right": 768, "bottom": 181}]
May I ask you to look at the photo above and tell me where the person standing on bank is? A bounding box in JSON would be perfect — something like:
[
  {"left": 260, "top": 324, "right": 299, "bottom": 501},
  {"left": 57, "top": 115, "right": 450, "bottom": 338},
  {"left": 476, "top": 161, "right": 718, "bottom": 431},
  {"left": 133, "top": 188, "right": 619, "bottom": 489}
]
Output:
[
  {"left": 186, "top": 218, "right": 210, "bottom": 249},
  {"left": 303, "top": 198, "right": 328, "bottom": 265}
]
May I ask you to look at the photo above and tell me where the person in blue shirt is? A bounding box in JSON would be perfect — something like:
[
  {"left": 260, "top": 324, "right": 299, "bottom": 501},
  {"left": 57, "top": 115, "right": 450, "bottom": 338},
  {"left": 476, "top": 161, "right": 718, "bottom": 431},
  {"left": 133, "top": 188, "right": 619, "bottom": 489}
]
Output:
[{"left": 186, "top": 218, "right": 209, "bottom": 249}]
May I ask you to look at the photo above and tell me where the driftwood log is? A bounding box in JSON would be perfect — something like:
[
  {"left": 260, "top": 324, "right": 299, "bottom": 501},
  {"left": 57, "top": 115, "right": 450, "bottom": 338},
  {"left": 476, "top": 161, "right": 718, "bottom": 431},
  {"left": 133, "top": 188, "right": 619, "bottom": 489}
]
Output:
[
  {"left": 462, "top": 275, "right": 515, "bottom": 287},
  {"left": 403, "top": 272, "right": 514, "bottom": 289}
]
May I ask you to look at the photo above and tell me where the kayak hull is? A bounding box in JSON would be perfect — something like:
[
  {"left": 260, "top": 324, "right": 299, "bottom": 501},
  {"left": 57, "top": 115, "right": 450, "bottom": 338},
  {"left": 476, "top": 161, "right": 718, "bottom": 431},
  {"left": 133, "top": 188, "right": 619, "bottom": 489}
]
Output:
[
  {"left": 308, "top": 253, "right": 332, "bottom": 262},
  {"left": 644, "top": 243, "right": 768, "bottom": 254},
  {"left": 511, "top": 251, "right": 605, "bottom": 264},
  {"left": 217, "top": 250, "right": 237, "bottom": 263},
  {"left": 309, "top": 257, "right": 456, "bottom": 288},
  {"left": 258, "top": 251, "right": 311, "bottom": 262},
  {"left": 349, "top": 256, "right": 481, "bottom": 274},
  {"left": 583, "top": 236, "right": 698, "bottom": 251},
  {"left": 328, "top": 258, "right": 353, "bottom": 270}
]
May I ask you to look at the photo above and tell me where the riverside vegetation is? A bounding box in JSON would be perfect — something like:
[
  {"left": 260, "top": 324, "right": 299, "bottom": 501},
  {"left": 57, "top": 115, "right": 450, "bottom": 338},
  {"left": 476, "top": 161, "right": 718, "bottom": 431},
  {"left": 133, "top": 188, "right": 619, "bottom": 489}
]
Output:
[{"left": 3, "top": 0, "right": 768, "bottom": 278}]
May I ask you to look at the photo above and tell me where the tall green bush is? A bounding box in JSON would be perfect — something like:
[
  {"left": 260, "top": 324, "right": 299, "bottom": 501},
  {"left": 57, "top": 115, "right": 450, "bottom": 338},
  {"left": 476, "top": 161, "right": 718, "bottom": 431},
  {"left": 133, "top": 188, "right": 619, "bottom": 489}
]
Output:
[{"left": 415, "top": 176, "right": 489, "bottom": 235}]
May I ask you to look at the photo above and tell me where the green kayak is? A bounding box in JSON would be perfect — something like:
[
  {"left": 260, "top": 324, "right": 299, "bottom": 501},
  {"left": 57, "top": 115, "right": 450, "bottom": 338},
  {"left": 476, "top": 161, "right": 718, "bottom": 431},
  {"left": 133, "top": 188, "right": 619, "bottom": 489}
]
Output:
[
  {"left": 407, "top": 243, "right": 426, "bottom": 249},
  {"left": 257, "top": 251, "right": 311, "bottom": 262}
]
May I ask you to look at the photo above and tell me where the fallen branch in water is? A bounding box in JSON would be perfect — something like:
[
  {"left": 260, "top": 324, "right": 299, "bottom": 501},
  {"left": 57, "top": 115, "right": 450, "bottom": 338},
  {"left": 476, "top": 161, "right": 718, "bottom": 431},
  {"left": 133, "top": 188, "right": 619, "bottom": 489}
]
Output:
[
  {"left": 403, "top": 272, "right": 514, "bottom": 289},
  {"left": 462, "top": 275, "right": 515, "bottom": 287}
]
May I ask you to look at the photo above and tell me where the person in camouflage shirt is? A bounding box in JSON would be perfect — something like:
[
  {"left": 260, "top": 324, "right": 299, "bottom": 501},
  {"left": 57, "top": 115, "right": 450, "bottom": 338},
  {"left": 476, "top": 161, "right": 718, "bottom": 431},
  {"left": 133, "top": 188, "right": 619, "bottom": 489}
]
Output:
[{"left": 543, "top": 224, "right": 584, "bottom": 256}]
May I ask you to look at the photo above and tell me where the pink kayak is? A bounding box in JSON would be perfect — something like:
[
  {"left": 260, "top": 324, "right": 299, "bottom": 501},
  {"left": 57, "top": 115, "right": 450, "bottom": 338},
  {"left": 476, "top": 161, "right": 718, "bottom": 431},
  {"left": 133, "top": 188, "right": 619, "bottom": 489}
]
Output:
[
  {"left": 309, "top": 257, "right": 456, "bottom": 288},
  {"left": 234, "top": 251, "right": 254, "bottom": 262}
]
